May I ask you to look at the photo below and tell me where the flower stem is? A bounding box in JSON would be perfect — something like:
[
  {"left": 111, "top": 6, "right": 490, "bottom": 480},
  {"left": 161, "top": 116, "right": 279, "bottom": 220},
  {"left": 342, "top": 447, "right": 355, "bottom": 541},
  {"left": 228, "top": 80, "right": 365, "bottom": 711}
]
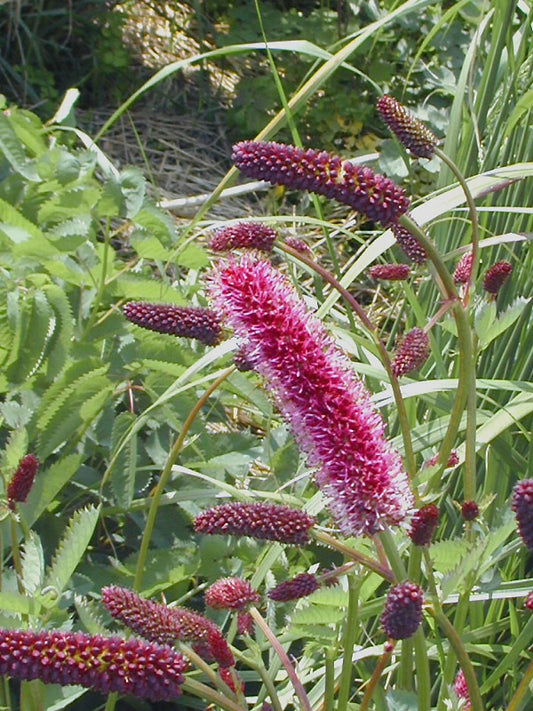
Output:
[
  {"left": 359, "top": 645, "right": 393, "bottom": 711},
  {"left": 182, "top": 678, "right": 248, "bottom": 711},
  {"left": 313, "top": 530, "right": 394, "bottom": 582},
  {"left": 279, "top": 240, "right": 416, "bottom": 478},
  {"left": 133, "top": 366, "right": 235, "bottom": 591},
  {"left": 249, "top": 606, "right": 312, "bottom": 711},
  {"left": 336, "top": 574, "right": 360, "bottom": 711},
  {"left": 506, "top": 659, "right": 533, "bottom": 711},
  {"left": 430, "top": 608, "right": 485, "bottom": 711}
]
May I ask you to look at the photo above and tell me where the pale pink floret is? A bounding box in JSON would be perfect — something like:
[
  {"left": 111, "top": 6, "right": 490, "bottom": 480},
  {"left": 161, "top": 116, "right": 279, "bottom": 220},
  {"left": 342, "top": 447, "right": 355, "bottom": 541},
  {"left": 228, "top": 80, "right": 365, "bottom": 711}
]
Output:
[{"left": 208, "top": 255, "right": 414, "bottom": 536}]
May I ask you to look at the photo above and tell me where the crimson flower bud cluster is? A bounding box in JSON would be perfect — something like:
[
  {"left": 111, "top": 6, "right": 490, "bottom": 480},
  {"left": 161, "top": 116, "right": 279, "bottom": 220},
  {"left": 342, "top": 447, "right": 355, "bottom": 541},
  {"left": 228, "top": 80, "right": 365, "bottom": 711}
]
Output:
[
  {"left": 7, "top": 453, "right": 39, "bottom": 509},
  {"left": 381, "top": 582, "right": 424, "bottom": 640},
  {"left": 377, "top": 95, "right": 438, "bottom": 159},
  {"left": 268, "top": 573, "right": 320, "bottom": 602},
  {"left": 483, "top": 260, "right": 512, "bottom": 295},
  {"left": 123, "top": 302, "right": 222, "bottom": 345},
  {"left": 205, "top": 577, "right": 261, "bottom": 611},
  {"left": 392, "top": 223, "right": 427, "bottom": 264},
  {"left": 392, "top": 328, "right": 430, "bottom": 377},
  {"left": 210, "top": 221, "right": 278, "bottom": 252},
  {"left": 0, "top": 629, "right": 186, "bottom": 701},
  {"left": 194, "top": 502, "right": 315, "bottom": 545},
  {"left": 461, "top": 501, "right": 479, "bottom": 521},
  {"left": 408, "top": 505, "right": 439, "bottom": 546},
  {"left": 512, "top": 479, "right": 533, "bottom": 552},
  {"left": 369, "top": 263, "right": 411, "bottom": 281},
  {"left": 232, "top": 140, "right": 410, "bottom": 228}
]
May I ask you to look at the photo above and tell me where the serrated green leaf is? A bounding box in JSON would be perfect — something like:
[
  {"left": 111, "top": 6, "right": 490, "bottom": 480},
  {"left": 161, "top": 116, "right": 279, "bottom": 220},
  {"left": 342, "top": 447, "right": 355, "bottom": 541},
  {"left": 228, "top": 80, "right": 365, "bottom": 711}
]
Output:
[
  {"left": 0, "top": 196, "right": 44, "bottom": 241},
  {"left": 386, "top": 689, "right": 419, "bottom": 711},
  {"left": 37, "top": 185, "right": 101, "bottom": 225},
  {"left": 132, "top": 205, "right": 175, "bottom": 242},
  {"left": 0, "top": 590, "right": 33, "bottom": 615},
  {"left": 119, "top": 167, "right": 146, "bottom": 218},
  {"left": 21, "top": 531, "right": 45, "bottom": 595},
  {"left": 47, "top": 215, "right": 93, "bottom": 250},
  {"left": 430, "top": 539, "right": 471, "bottom": 575},
  {"left": 478, "top": 297, "right": 531, "bottom": 349},
  {"left": 23, "top": 454, "right": 83, "bottom": 527},
  {"left": 43, "top": 504, "right": 100, "bottom": 599},
  {"left": 74, "top": 595, "right": 109, "bottom": 635},
  {"left": 42, "top": 284, "right": 74, "bottom": 379},
  {"left": 6, "top": 290, "right": 56, "bottom": 383},
  {"left": 0, "top": 113, "right": 39, "bottom": 180},
  {"left": 175, "top": 242, "right": 209, "bottom": 269},
  {"left": 1, "top": 428, "right": 29, "bottom": 485},
  {"left": 109, "top": 411, "right": 138, "bottom": 509},
  {"left": 291, "top": 604, "right": 344, "bottom": 626},
  {"left": 474, "top": 300, "right": 497, "bottom": 344},
  {"left": 129, "top": 232, "right": 170, "bottom": 260}
]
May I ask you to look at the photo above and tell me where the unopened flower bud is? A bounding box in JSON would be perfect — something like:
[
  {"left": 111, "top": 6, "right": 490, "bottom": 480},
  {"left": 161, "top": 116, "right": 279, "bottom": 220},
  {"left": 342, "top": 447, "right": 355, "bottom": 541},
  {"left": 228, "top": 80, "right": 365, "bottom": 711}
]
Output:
[
  {"left": 268, "top": 573, "right": 320, "bottom": 602},
  {"left": 512, "top": 479, "right": 533, "bottom": 552},
  {"left": 377, "top": 95, "right": 438, "bottom": 159},
  {"left": 392, "top": 222, "right": 427, "bottom": 264},
  {"left": 7, "top": 454, "right": 39, "bottom": 509},
  {"left": 525, "top": 591, "right": 533, "bottom": 611},
  {"left": 210, "top": 222, "right": 278, "bottom": 252},
  {"left": 483, "top": 261, "right": 512, "bottom": 295},
  {"left": 425, "top": 450, "right": 459, "bottom": 469},
  {"left": 453, "top": 252, "right": 473, "bottom": 285},
  {"left": 233, "top": 344, "right": 255, "bottom": 372},
  {"left": 381, "top": 582, "right": 424, "bottom": 640},
  {"left": 232, "top": 140, "right": 410, "bottom": 228},
  {"left": 392, "top": 328, "right": 430, "bottom": 377},
  {"left": 461, "top": 501, "right": 479, "bottom": 521},
  {"left": 369, "top": 264, "right": 411, "bottom": 281},
  {"left": 123, "top": 302, "right": 222, "bottom": 345},
  {"left": 101, "top": 586, "right": 234, "bottom": 667},
  {"left": 284, "top": 236, "right": 310, "bottom": 254},
  {"left": 205, "top": 578, "right": 261, "bottom": 611},
  {"left": 409, "top": 505, "right": 439, "bottom": 546},
  {"left": 194, "top": 502, "right": 315, "bottom": 546}
]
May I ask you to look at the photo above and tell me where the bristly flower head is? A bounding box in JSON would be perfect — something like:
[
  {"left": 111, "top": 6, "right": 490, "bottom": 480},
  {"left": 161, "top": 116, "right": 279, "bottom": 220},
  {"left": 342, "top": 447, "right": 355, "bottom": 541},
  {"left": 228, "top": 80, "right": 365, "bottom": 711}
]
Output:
[
  {"left": 453, "top": 252, "right": 473, "bottom": 285},
  {"left": 123, "top": 302, "right": 222, "bottom": 346},
  {"left": 210, "top": 222, "right": 278, "bottom": 253},
  {"left": 409, "top": 504, "right": 439, "bottom": 546},
  {"left": 461, "top": 501, "right": 479, "bottom": 521},
  {"left": 208, "top": 255, "right": 414, "bottom": 536},
  {"left": 101, "top": 586, "right": 234, "bottom": 667},
  {"left": 483, "top": 260, "right": 512, "bottom": 295},
  {"left": 512, "top": 479, "right": 533, "bottom": 552},
  {"left": 454, "top": 670, "right": 472, "bottom": 709},
  {"left": 369, "top": 263, "right": 411, "bottom": 281},
  {"left": 377, "top": 95, "right": 438, "bottom": 159},
  {"left": 0, "top": 628, "right": 186, "bottom": 701},
  {"left": 392, "top": 222, "right": 427, "bottom": 264},
  {"left": 392, "top": 327, "right": 430, "bottom": 377},
  {"left": 268, "top": 573, "right": 320, "bottom": 602},
  {"left": 232, "top": 141, "right": 410, "bottom": 228},
  {"left": 205, "top": 578, "right": 261, "bottom": 611},
  {"left": 7, "top": 453, "right": 39, "bottom": 509},
  {"left": 525, "top": 591, "right": 533, "bottom": 611},
  {"left": 194, "top": 502, "right": 315, "bottom": 545},
  {"left": 381, "top": 582, "right": 424, "bottom": 640}
]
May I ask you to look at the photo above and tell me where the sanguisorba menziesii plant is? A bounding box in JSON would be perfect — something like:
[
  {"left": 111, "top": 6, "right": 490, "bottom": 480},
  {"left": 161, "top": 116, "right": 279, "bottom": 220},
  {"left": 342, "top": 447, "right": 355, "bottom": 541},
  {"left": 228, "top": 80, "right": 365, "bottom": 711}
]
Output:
[{"left": 1, "top": 24, "right": 531, "bottom": 711}]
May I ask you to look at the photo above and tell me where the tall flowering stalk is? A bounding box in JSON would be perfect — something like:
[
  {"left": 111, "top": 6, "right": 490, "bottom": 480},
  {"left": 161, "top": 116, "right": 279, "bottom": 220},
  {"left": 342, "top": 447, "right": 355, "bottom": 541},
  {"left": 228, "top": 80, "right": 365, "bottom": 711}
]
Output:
[{"left": 208, "top": 255, "right": 414, "bottom": 536}]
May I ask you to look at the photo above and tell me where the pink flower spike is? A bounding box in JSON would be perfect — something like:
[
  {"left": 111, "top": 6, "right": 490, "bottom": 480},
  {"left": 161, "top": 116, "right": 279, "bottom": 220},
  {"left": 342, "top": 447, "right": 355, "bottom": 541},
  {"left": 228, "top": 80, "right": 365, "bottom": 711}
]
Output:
[
  {"left": 205, "top": 577, "right": 261, "bottom": 611},
  {"left": 381, "top": 582, "right": 424, "bottom": 640},
  {"left": 232, "top": 141, "right": 410, "bottom": 228},
  {"left": 210, "top": 222, "right": 278, "bottom": 252},
  {"left": 409, "top": 504, "right": 439, "bottom": 546},
  {"left": 512, "top": 479, "right": 533, "bottom": 552},
  {"left": 7, "top": 453, "right": 39, "bottom": 509},
  {"left": 392, "top": 222, "right": 427, "bottom": 264},
  {"left": 208, "top": 255, "right": 413, "bottom": 536},
  {"left": 268, "top": 573, "right": 320, "bottom": 602},
  {"left": 454, "top": 670, "right": 472, "bottom": 709}
]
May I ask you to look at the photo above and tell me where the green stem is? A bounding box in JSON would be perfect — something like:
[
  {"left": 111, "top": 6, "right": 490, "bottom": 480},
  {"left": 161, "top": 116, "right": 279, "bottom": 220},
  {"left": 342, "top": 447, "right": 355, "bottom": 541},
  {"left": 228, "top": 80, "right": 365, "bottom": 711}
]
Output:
[
  {"left": 181, "top": 678, "right": 248, "bottom": 711},
  {"left": 313, "top": 530, "right": 394, "bottom": 582},
  {"left": 399, "top": 215, "right": 476, "bottom": 495},
  {"left": 324, "top": 647, "right": 336, "bottom": 711},
  {"left": 103, "top": 692, "right": 118, "bottom": 711},
  {"left": 506, "top": 659, "right": 533, "bottom": 711},
  {"left": 434, "top": 148, "right": 480, "bottom": 301},
  {"left": 336, "top": 574, "right": 360, "bottom": 711},
  {"left": 359, "top": 646, "right": 393, "bottom": 711},
  {"left": 413, "top": 626, "right": 432, "bottom": 711},
  {"left": 241, "top": 650, "right": 283, "bottom": 711},
  {"left": 133, "top": 366, "right": 234, "bottom": 591},
  {"left": 82, "top": 218, "right": 111, "bottom": 339},
  {"left": 279, "top": 240, "right": 416, "bottom": 478},
  {"left": 430, "top": 608, "right": 484, "bottom": 711},
  {"left": 249, "top": 606, "right": 312, "bottom": 711},
  {"left": 377, "top": 528, "right": 407, "bottom": 581}
]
